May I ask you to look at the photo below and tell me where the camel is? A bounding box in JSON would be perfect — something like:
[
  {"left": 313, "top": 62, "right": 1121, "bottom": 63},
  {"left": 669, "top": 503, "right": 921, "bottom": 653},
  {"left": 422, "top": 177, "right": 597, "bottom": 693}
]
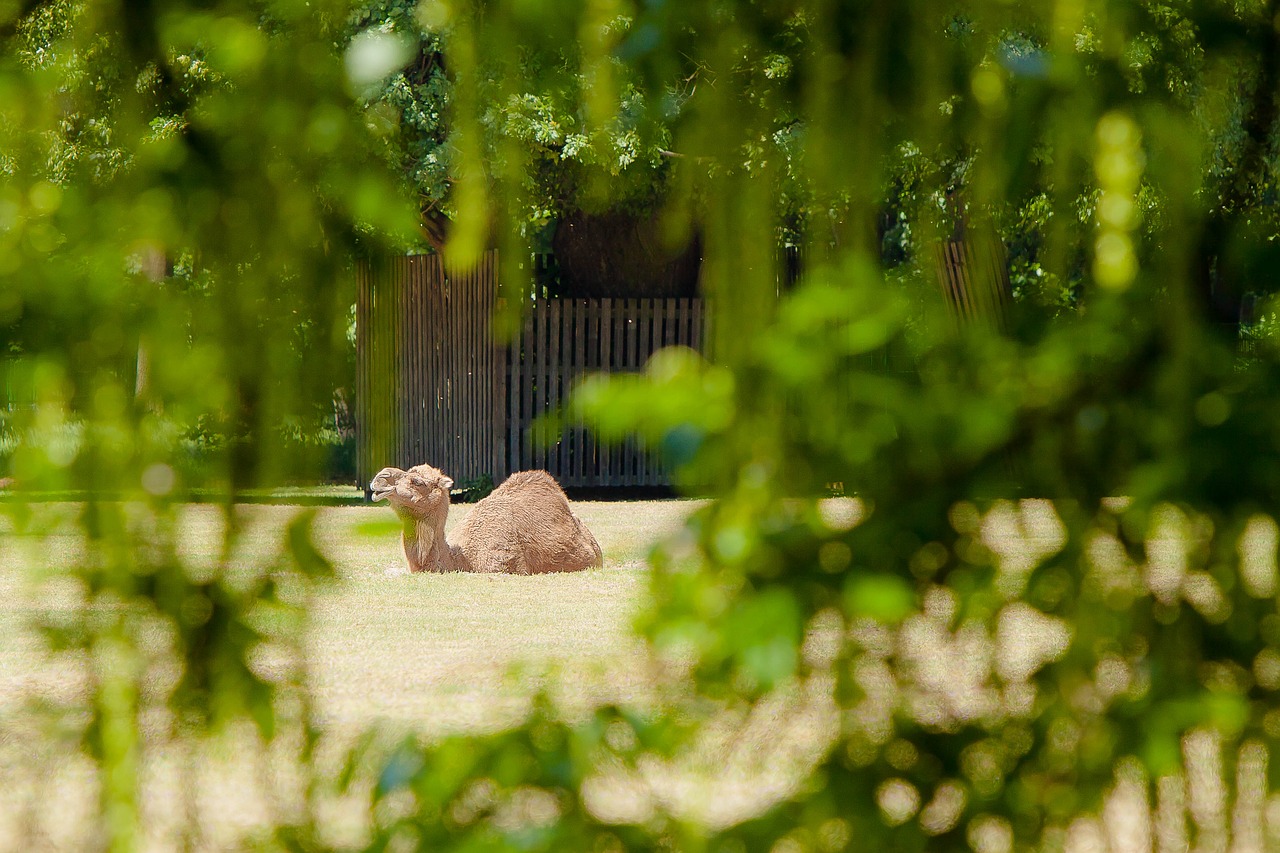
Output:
[{"left": 368, "top": 464, "right": 603, "bottom": 574}]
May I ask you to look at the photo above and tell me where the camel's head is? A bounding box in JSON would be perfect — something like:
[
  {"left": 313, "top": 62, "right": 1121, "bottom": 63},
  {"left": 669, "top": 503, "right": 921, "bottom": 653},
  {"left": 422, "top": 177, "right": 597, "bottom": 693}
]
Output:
[
  {"left": 369, "top": 466, "right": 406, "bottom": 501},
  {"left": 369, "top": 464, "right": 454, "bottom": 525}
]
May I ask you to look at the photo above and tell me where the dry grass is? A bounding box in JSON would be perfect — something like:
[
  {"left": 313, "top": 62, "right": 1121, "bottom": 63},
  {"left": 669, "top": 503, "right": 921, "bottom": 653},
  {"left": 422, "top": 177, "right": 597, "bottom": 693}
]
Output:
[
  {"left": 0, "top": 497, "right": 710, "bottom": 850},
  {"left": 6, "top": 497, "right": 1251, "bottom": 850},
  {"left": 0, "top": 498, "right": 700, "bottom": 727},
  {"left": 306, "top": 498, "right": 697, "bottom": 730}
]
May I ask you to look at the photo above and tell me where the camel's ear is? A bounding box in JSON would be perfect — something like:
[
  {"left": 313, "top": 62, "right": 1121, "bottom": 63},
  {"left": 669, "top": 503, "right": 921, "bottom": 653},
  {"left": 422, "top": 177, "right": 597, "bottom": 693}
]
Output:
[{"left": 440, "top": 477, "right": 454, "bottom": 491}]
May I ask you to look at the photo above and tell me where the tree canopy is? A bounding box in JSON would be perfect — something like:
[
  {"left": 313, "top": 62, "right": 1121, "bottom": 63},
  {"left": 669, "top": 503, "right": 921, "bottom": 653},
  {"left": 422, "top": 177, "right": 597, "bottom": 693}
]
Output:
[{"left": 5, "top": 0, "right": 1280, "bottom": 850}]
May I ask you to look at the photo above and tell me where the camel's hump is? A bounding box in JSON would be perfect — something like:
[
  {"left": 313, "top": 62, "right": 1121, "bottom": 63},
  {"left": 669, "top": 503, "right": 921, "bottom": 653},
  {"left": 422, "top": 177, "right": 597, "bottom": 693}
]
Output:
[{"left": 491, "top": 469, "right": 563, "bottom": 496}]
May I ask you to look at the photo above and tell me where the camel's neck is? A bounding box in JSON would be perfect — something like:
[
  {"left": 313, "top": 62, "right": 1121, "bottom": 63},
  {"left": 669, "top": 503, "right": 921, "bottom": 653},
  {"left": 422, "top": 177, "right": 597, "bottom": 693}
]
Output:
[{"left": 401, "top": 514, "right": 469, "bottom": 573}]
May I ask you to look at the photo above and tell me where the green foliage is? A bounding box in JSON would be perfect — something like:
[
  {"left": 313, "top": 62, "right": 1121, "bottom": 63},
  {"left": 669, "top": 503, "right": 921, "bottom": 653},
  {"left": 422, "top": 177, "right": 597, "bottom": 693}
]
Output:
[
  {"left": 348, "top": 0, "right": 682, "bottom": 248},
  {"left": 453, "top": 471, "right": 495, "bottom": 502},
  {"left": 8, "top": 0, "right": 1280, "bottom": 851},
  {"left": 1, "top": 1, "right": 409, "bottom": 847}
]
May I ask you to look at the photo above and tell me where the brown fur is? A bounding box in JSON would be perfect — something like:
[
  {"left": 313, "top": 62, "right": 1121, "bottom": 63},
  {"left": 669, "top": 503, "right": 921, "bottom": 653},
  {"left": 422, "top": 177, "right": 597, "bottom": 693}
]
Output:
[{"left": 369, "top": 464, "right": 603, "bottom": 575}]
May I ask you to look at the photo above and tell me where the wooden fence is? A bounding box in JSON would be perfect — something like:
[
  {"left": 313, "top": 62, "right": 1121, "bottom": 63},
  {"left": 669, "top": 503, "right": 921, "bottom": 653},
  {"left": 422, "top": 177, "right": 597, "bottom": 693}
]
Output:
[
  {"left": 507, "top": 298, "right": 703, "bottom": 487},
  {"left": 0, "top": 360, "right": 34, "bottom": 412},
  {"left": 356, "top": 252, "right": 702, "bottom": 490},
  {"left": 356, "top": 252, "right": 506, "bottom": 489},
  {"left": 934, "top": 237, "right": 1012, "bottom": 327},
  {"left": 357, "top": 241, "right": 1010, "bottom": 491}
]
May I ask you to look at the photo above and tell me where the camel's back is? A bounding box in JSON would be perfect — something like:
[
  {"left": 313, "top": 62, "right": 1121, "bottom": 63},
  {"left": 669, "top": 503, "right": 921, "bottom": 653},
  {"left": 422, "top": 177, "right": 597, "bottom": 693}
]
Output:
[
  {"left": 490, "top": 470, "right": 563, "bottom": 499},
  {"left": 455, "top": 470, "right": 602, "bottom": 574}
]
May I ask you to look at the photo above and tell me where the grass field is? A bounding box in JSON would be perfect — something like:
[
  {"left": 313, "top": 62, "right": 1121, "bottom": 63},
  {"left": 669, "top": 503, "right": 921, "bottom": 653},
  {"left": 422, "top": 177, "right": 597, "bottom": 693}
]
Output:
[
  {"left": 0, "top": 497, "right": 701, "bottom": 724},
  {"left": 307, "top": 497, "right": 697, "bottom": 731},
  {"left": 0, "top": 497, "right": 763, "bottom": 849},
  {"left": 3, "top": 497, "right": 1261, "bottom": 850}
]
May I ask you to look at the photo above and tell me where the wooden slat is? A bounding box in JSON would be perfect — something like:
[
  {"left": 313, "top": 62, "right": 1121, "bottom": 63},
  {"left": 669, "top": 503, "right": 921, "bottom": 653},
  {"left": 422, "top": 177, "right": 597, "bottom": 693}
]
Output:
[
  {"left": 410, "top": 257, "right": 419, "bottom": 466},
  {"left": 625, "top": 298, "right": 637, "bottom": 372},
  {"left": 616, "top": 298, "right": 627, "bottom": 484},
  {"left": 475, "top": 262, "right": 485, "bottom": 476},
  {"left": 401, "top": 253, "right": 412, "bottom": 466},
  {"left": 410, "top": 257, "right": 420, "bottom": 467},
  {"left": 624, "top": 298, "right": 634, "bottom": 484},
  {"left": 389, "top": 262, "right": 400, "bottom": 470},
  {"left": 438, "top": 255, "right": 448, "bottom": 466},
  {"left": 406, "top": 257, "right": 416, "bottom": 466},
  {"left": 360, "top": 251, "right": 711, "bottom": 490},
  {"left": 624, "top": 300, "right": 638, "bottom": 485},
  {"left": 600, "top": 298, "right": 614, "bottom": 485},
  {"left": 692, "top": 298, "right": 703, "bottom": 351},
  {"left": 414, "top": 257, "right": 426, "bottom": 466},
  {"left": 954, "top": 243, "right": 977, "bottom": 319},
  {"left": 617, "top": 299, "right": 631, "bottom": 484},
  {"left": 390, "top": 262, "right": 399, "bottom": 470},
  {"left": 446, "top": 260, "right": 457, "bottom": 473},
  {"left": 424, "top": 256, "right": 437, "bottom": 468},
  {"left": 465, "top": 266, "right": 474, "bottom": 470},
  {"left": 355, "top": 262, "right": 368, "bottom": 486},
  {"left": 489, "top": 257, "right": 499, "bottom": 471},
  {"left": 355, "top": 262, "right": 365, "bottom": 483},
  {"left": 475, "top": 263, "right": 484, "bottom": 475},
  {"left": 454, "top": 262, "right": 464, "bottom": 472},
  {"left": 521, "top": 305, "right": 534, "bottom": 471},
  {"left": 363, "top": 259, "right": 373, "bottom": 483},
  {"left": 586, "top": 299, "right": 600, "bottom": 482},
  {"left": 458, "top": 263, "right": 468, "bottom": 477},
  {"left": 638, "top": 301, "right": 651, "bottom": 485},
  {"left": 958, "top": 243, "right": 981, "bottom": 319},
  {"left": 397, "top": 258, "right": 410, "bottom": 467},
  {"left": 522, "top": 297, "right": 531, "bottom": 475},
  {"left": 485, "top": 265, "right": 494, "bottom": 476},
  {"left": 469, "top": 263, "right": 478, "bottom": 476},
  {"left": 547, "top": 298, "right": 561, "bottom": 478},
  {"left": 971, "top": 242, "right": 997, "bottom": 319},
  {"left": 421, "top": 256, "right": 430, "bottom": 465},
  {"left": 383, "top": 260, "right": 395, "bottom": 471},
  {"left": 392, "top": 258, "right": 402, "bottom": 468},
  {"left": 541, "top": 299, "right": 553, "bottom": 472},
  {"left": 558, "top": 299, "right": 570, "bottom": 484},
  {"left": 404, "top": 257, "right": 413, "bottom": 467},
  {"left": 450, "top": 259, "right": 459, "bottom": 471},
  {"left": 380, "top": 262, "right": 388, "bottom": 473},
  {"left": 534, "top": 300, "right": 547, "bottom": 471},
  {"left": 651, "top": 298, "right": 662, "bottom": 356},
  {"left": 635, "top": 300, "right": 646, "bottom": 485},
  {"left": 508, "top": 306, "right": 523, "bottom": 479},
  {"left": 465, "top": 262, "right": 473, "bottom": 474},
  {"left": 935, "top": 238, "right": 1011, "bottom": 333},
  {"left": 402, "top": 257, "right": 412, "bottom": 467},
  {"left": 573, "top": 299, "right": 586, "bottom": 486},
  {"left": 373, "top": 261, "right": 384, "bottom": 480}
]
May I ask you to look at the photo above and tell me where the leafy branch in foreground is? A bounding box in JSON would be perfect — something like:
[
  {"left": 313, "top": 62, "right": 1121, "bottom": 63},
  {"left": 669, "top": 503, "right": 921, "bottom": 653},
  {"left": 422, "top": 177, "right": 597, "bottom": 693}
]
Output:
[{"left": 7, "top": 0, "right": 1280, "bottom": 850}]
